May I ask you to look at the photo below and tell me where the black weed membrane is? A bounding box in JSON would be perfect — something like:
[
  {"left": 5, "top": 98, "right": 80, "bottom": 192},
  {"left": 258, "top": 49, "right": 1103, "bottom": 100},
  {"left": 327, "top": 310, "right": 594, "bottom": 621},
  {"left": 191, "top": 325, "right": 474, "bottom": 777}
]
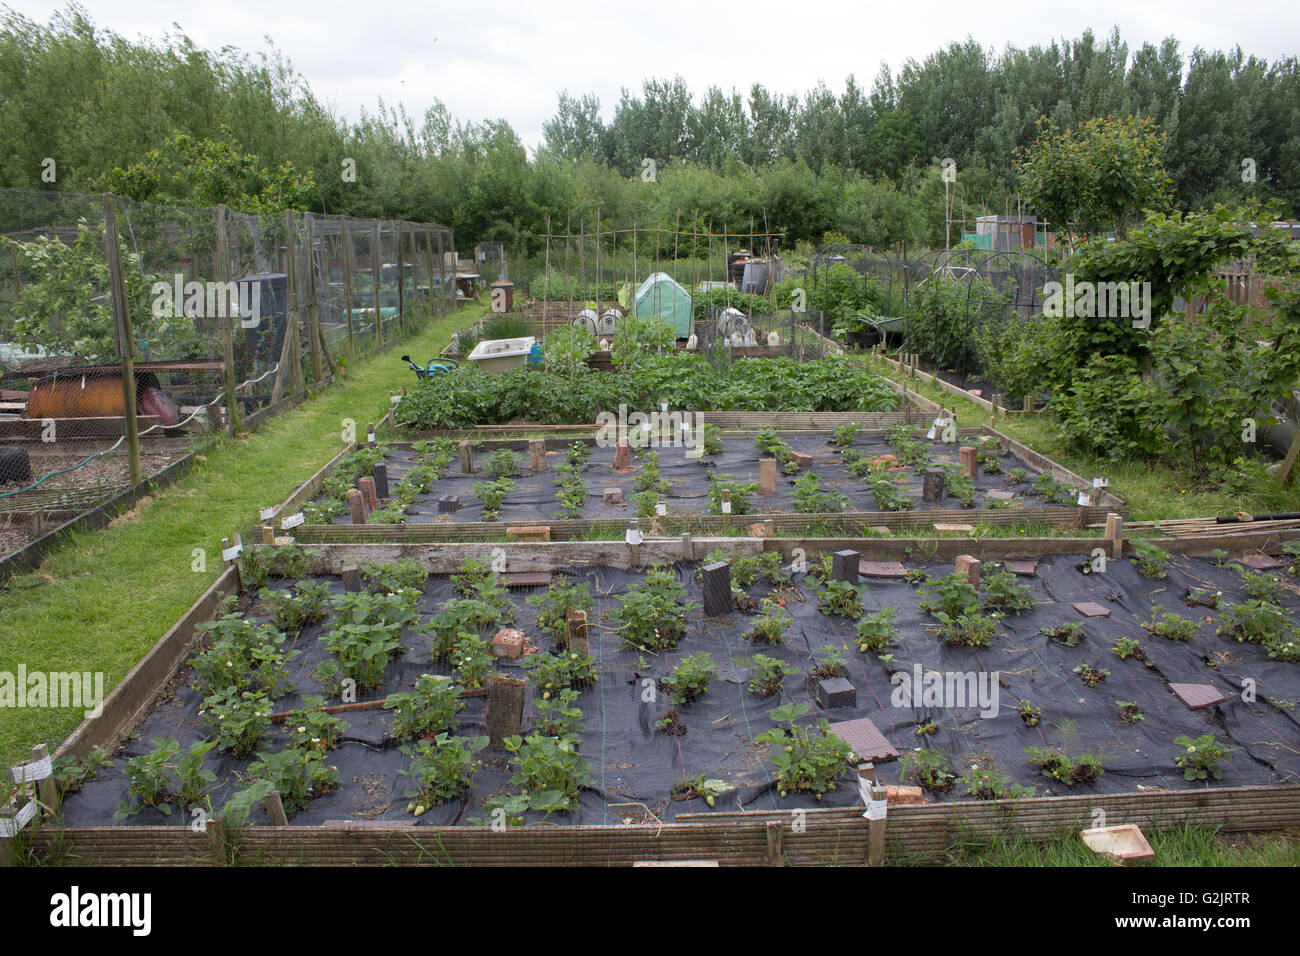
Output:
[
  {"left": 314, "top": 430, "right": 1078, "bottom": 526},
  {"left": 57, "top": 550, "right": 1300, "bottom": 829}
]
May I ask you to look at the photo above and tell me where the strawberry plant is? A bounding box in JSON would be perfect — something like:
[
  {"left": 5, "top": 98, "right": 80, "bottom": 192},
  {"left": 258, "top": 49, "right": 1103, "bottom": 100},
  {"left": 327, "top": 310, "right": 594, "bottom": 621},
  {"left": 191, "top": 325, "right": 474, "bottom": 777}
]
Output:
[
  {"left": 499, "top": 732, "right": 592, "bottom": 813},
  {"left": 1008, "top": 467, "right": 1028, "bottom": 484},
  {"left": 1073, "top": 663, "right": 1109, "bottom": 687},
  {"left": 192, "top": 611, "right": 297, "bottom": 699},
  {"left": 524, "top": 650, "right": 598, "bottom": 697},
  {"left": 706, "top": 473, "right": 758, "bottom": 515},
  {"left": 284, "top": 696, "right": 348, "bottom": 752},
  {"left": 961, "top": 763, "right": 1035, "bottom": 800},
  {"left": 915, "top": 719, "right": 938, "bottom": 736},
  {"left": 528, "top": 575, "right": 593, "bottom": 644},
  {"left": 452, "top": 632, "right": 493, "bottom": 689},
  {"left": 1141, "top": 606, "right": 1200, "bottom": 642},
  {"left": 450, "top": 556, "right": 494, "bottom": 596},
  {"left": 474, "top": 477, "right": 515, "bottom": 520},
  {"left": 662, "top": 652, "right": 717, "bottom": 702},
  {"left": 811, "top": 644, "right": 849, "bottom": 680},
  {"left": 1016, "top": 699, "right": 1041, "bottom": 726},
  {"left": 745, "top": 653, "right": 794, "bottom": 696},
  {"left": 633, "top": 450, "right": 671, "bottom": 494},
  {"left": 484, "top": 449, "right": 522, "bottom": 479},
  {"left": 1111, "top": 636, "right": 1147, "bottom": 661},
  {"left": 671, "top": 774, "right": 735, "bottom": 806},
  {"left": 322, "top": 619, "right": 404, "bottom": 691},
  {"left": 1031, "top": 473, "right": 1078, "bottom": 505},
  {"left": 1185, "top": 586, "right": 1221, "bottom": 608},
  {"left": 118, "top": 737, "right": 180, "bottom": 817},
  {"left": 400, "top": 733, "right": 489, "bottom": 811},
  {"left": 1283, "top": 541, "right": 1300, "bottom": 575},
  {"left": 202, "top": 690, "right": 273, "bottom": 757},
  {"left": 935, "top": 609, "right": 998, "bottom": 647},
  {"left": 792, "top": 471, "right": 849, "bottom": 513},
  {"left": 977, "top": 448, "right": 1004, "bottom": 474},
  {"left": 697, "top": 423, "right": 724, "bottom": 457},
  {"left": 754, "top": 428, "right": 801, "bottom": 475},
  {"left": 360, "top": 558, "right": 427, "bottom": 596},
  {"left": 554, "top": 461, "right": 588, "bottom": 518},
  {"left": 884, "top": 421, "right": 914, "bottom": 445},
  {"left": 1116, "top": 700, "right": 1145, "bottom": 724},
  {"left": 533, "top": 689, "right": 585, "bottom": 737},
  {"left": 756, "top": 702, "right": 854, "bottom": 797},
  {"left": 701, "top": 550, "right": 787, "bottom": 587},
  {"left": 247, "top": 747, "right": 339, "bottom": 813},
  {"left": 261, "top": 581, "right": 331, "bottom": 635},
  {"left": 1174, "top": 733, "right": 1236, "bottom": 781},
  {"left": 1025, "top": 747, "right": 1104, "bottom": 786},
  {"left": 656, "top": 708, "right": 686, "bottom": 735},
  {"left": 1237, "top": 565, "right": 1284, "bottom": 602},
  {"left": 917, "top": 571, "right": 979, "bottom": 618},
  {"left": 867, "top": 473, "right": 915, "bottom": 511},
  {"left": 1041, "top": 622, "right": 1084, "bottom": 647},
  {"left": 606, "top": 568, "right": 698, "bottom": 651},
  {"left": 384, "top": 674, "right": 463, "bottom": 740},
  {"left": 1216, "top": 599, "right": 1291, "bottom": 646},
  {"left": 902, "top": 747, "right": 956, "bottom": 792},
  {"left": 424, "top": 597, "right": 508, "bottom": 659},
  {"left": 1131, "top": 539, "right": 1170, "bottom": 578},
  {"left": 816, "top": 578, "right": 867, "bottom": 617},
  {"left": 745, "top": 598, "right": 792, "bottom": 645},
  {"left": 981, "top": 570, "right": 1035, "bottom": 612},
  {"left": 855, "top": 607, "right": 898, "bottom": 653},
  {"left": 832, "top": 423, "right": 861, "bottom": 448}
]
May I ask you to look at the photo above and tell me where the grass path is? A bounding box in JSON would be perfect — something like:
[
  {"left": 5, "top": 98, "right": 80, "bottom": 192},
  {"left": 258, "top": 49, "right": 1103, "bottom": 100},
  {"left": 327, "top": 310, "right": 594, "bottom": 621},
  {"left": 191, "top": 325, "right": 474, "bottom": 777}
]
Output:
[{"left": 0, "top": 307, "right": 483, "bottom": 767}]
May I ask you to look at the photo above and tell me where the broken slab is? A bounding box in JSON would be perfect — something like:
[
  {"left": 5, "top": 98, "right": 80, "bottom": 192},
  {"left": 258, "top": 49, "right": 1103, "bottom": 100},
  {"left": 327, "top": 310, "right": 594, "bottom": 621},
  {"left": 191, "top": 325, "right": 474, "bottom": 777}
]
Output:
[
  {"left": 1239, "top": 554, "right": 1284, "bottom": 571},
  {"left": 504, "top": 571, "right": 553, "bottom": 588},
  {"left": 790, "top": 450, "right": 813, "bottom": 471},
  {"left": 1004, "top": 560, "right": 1038, "bottom": 576},
  {"left": 602, "top": 487, "right": 624, "bottom": 506},
  {"left": 954, "top": 554, "right": 981, "bottom": 588},
  {"left": 986, "top": 489, "right": 1016, "bottom": 501},
  {"left": 932, "top": 523, "right": 974, "bottom": 534},
  {"left": 491, "top": 627, "right": 526, "bottom": 659},
  {"left": 507, "top": 525, "right": 551, "bottom": 542},
  {"left": 1080, "top": 824, "right": 1155, "bottom": 864}
]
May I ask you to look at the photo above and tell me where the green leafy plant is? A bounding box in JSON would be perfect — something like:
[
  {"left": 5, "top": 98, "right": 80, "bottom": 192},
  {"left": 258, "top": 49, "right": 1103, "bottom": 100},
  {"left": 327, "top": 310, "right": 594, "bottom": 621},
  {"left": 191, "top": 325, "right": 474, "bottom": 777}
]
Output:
[
  {"left": 1025, "top": 747, "right": 1104, "bottom": 786},
  {"left": 1073, "top": 663, "right": 1109, "bottom": 688},
  {"left": 670, "top": 774, "right": 735, "bottom": 806},
  {"left": 1131, "top": 539, "right": 1170, "bottom": 579},
  {"left": 606, "top": 568, "right": 698, "bottom": 651},
  {"left": 1111, "top": 636, "right": 1147, "bottom": 661},
  {"left": 981, "top": 570, "right": 1035, "bottom": 612},
  {"left": 1016, "top": 699, "right": 1041, "bottom": 727},
  {"left": 400, "top": 734, "right": 489, "bottom": 812},
  {"left": 497, "top": 732, "right": 592, "bottom": 814},
  {"left": 792, "top": 471, "right": 849, "bottom": 513},
  {"left": 756, "top": 703, "right": 854, "bottom": 797},
  {"left": 1116, "top": 700, "right": 1145, "bottom": 724},
  {"left": 202, "top": 690, "right": 273, "bottom": 757},
  {"left": 816, "top": 578, "right": 867, "bottom": 618},
  {"left": 246, "top": 746, "right": 339, "bottom": 813},
  {"left": 745, "top": 598, "right": 793, "bottom": 645},
  {"left": 385, "top": 674, "right": 463, "bottom": 740},
  {"left": 855, "top": 607, "right": 898, "bottom": 653},
  {"left": 746, "top": 653, "right": 794, "bottom": 697},
  {"left": 1141, "top": 606, "right": 1200, "bottom": 642},
  {"left": 452, "top": 632, "right": 493, "bottom": 690},
  {"left": 484, "top": 449, "right": 522, "bottom": 480},
  {"left": 261, "top": 581, "right": 331, "bottom": 635},
  {"left": 934, "top": 608, "right": 998, "bottom": 647},
  {"left": 902, "top": 747, "right": 955, "bottom": 792},
  {"left": 533, "top": 689, "right": 586, "bottom": 737},
  {"left": 960, "top": 763, "right": 1035, "bottom": 800},
  {"left": 474, "top": 476, "right": 515, "bottom": 521},
  {"left": 118, "top": 737, "right": 181, "bottom": 817},
  {"left": 706, "top": 473, "right": 758, "bottom": 515},
  {"left": 524, "top": 650, "right": 599, "bottom": 698},
  {"left": 284, "top": 695, "right": 347, "bottom": 752},
  {"left": 917, "top": 571, "right": 979, "bottom": 618},
  {"left": 527, "top": 575, "right": 593, "bottom": 644},
  {"left": 662, "top": 652, "right": 717, "bottom": 702},
  {"left": 1173, "top": 733, "right": 1236, "bottom": 781},
  {"left": 1040, "top": 622, "right": 1084, "bottom": 647}
]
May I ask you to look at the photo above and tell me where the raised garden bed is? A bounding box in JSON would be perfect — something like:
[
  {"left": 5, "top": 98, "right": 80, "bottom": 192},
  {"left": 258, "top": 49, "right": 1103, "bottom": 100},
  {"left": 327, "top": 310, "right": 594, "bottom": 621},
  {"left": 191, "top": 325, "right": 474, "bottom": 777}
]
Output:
[{"left": 43, "top": 533, "right": 1300, "bottom": 840}]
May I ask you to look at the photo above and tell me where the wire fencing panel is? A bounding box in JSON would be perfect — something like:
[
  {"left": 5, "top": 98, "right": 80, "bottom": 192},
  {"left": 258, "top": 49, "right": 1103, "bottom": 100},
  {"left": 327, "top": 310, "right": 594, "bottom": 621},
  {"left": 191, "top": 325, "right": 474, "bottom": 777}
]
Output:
[{"left": 0, "top": 187, "right": 454, "bottom": 564}]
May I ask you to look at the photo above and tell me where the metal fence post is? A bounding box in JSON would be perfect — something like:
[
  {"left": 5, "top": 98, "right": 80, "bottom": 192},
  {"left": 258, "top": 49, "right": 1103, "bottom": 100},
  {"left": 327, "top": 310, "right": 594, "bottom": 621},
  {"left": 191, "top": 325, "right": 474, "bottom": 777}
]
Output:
[
  {"left": 104, "top": 194, "right": 141, "bottom": 485},
  {"left": 284, "top": 209, "right": 303, "bottom": 393},
  {"left": 341, "top": 217, "right": 355, "bottom": 361},
  {"left": 306, "top": 214, "right": 323, "bottom": 383}
]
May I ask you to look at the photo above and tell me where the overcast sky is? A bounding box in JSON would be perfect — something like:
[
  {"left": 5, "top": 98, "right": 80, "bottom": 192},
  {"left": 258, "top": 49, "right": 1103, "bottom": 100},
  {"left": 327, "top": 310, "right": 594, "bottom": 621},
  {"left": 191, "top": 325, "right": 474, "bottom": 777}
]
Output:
[{"left": 13, "top": 1, "right": 1300, "bottom": 151}]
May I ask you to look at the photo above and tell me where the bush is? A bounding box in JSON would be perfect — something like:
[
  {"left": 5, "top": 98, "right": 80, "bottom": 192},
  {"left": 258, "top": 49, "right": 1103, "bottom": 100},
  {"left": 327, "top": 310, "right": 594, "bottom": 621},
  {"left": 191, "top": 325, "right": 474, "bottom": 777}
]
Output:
[{"left": 1052, "top": 354, "right": 1173, "bottom": 460}]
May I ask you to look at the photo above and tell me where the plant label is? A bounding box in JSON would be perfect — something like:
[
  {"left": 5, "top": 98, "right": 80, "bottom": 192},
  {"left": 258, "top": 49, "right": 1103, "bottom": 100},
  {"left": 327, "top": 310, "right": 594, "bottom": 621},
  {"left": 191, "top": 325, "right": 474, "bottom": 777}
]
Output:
[
  {"left": 656, "top": 502, "right": 667, "bottom": 516},
  {"left": 1092, "top": 477, "right": 1108, "bottom": 489},
  {"left": 721, "top": 500, "right": 732, "bottom": 514},
  {"left": 259, "top": 507, "right": 275, "bottom": 521},
  {"left": 625, "top": 528, "right": 644, "bottom": 546},
  {"left": 1077, "top": 491, "right": 1092, "bottom": 506},
  {"left": 281, "top": 512, "right": 305, "bottom": 530},
  {"left": 221, "top": 544, "right": 242, "bottom": 562}
]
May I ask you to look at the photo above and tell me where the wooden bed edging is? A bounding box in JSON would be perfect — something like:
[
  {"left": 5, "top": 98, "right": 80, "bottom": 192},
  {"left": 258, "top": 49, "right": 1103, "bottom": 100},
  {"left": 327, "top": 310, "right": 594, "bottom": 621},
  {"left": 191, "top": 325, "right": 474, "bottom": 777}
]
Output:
[
  {"left": 52, "top": 566, "right": 240, "bottom": 764},
  {"left": 21, "top": 784, "right": 1300, "bottom": 866}
]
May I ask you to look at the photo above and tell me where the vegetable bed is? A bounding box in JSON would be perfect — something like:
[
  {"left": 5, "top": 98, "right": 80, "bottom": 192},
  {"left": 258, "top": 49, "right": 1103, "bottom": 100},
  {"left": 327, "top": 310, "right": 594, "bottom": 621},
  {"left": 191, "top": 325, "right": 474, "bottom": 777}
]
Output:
[{"left": 53, "top": 543, "right": 1300, "bottom": 829}]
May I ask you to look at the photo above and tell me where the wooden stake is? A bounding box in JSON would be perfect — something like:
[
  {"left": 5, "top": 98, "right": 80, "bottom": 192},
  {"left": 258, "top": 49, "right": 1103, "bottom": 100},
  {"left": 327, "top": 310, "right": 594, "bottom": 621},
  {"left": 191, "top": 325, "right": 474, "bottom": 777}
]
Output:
[
  {"left": 104, "top": 195, "right": 141, "bottom": 485},
  {"left": 264, "top": 790, "right": 289, "bottom": 826},
  {"left": 565, "top": 609, "right": 589, "bottom": 656},
  {"left": 1105, "top": 513, "right": 1124, "bottom": 559}
]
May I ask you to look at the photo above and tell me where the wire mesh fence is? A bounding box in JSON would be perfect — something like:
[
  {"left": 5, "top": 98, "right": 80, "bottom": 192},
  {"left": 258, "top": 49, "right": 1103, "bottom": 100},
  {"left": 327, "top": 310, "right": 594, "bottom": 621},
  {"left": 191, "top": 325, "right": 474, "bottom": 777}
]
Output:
[
  {"left": 0, "top": 187, "right": 454, "bottom": 564},
  {"left": 804, "top": 243, "right": 1060, "bottom": 402}
]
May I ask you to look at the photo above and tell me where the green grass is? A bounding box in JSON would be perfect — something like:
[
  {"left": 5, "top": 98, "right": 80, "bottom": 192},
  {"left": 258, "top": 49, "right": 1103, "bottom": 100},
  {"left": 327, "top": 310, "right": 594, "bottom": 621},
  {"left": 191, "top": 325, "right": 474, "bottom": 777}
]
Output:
[
  {"left": 923, "top": 823, "right": 1300, "bottom": 866},
  {"left": 873, "top": 355, "right": 1300, "bottom": 521},
  {"left": 0, "top": 304, "right": 488, "bottom": 768}
]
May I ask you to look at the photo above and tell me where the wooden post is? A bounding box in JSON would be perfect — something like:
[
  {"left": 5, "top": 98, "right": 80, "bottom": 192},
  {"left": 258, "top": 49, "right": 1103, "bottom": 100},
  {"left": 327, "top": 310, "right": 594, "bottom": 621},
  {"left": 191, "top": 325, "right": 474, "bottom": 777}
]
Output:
[
  {"left": 341, "top": 218, "right": 356, "bottom": 361},
  {"left": 31, "top": 744, "right": 56, "bottom": 816},
  {"left": 565, "top": 609, "right": 590, "bottom": 656},
  {"left": 396, "top": 222, "right": 406, "bottom": 338},
  {"left": 486, "top": 676, "right": 526, "bottom": 750},
  {"left": 1105, "top": 513, "right": 1124, "bottom": 559},
  {"left": 1277, "top": 427, "right": 1300, "bottom": 487},
  {"left": 284, "top": 210, "right": 304, "bottom": 394},
  {"left": 371, "top": 220, "right": 384, "bottom": 348},
  {"left": 215, "top": 204, "right": 241, "bottom": 435},
  {"left": 104, "top": 195, "right": 141, "bottom": 485},
  {"left": 263, "top": 790, "right": 289, "bottom": 826},
  {"left": 765, "top": 820, "right": 785, "bottom": 866},
  {"left": 305, "top": 215, "right": 324, "bottom": 383},
  {"left": 261, "top": 524, "right": 275, "bottom": 545}
]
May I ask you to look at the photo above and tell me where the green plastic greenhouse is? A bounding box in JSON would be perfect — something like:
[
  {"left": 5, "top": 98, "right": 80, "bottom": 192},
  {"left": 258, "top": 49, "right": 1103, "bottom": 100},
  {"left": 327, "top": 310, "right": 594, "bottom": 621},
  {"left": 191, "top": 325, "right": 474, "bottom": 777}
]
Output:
[{"left": 633, "top": 272, "right": 693, "bottom": 338}]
